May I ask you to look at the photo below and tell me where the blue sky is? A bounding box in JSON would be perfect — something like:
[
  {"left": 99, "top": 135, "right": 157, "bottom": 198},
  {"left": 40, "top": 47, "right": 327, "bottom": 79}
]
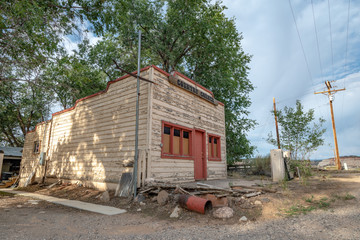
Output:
[
  {"left": 223, "top": 0, "right": 360, "bottom": 159},
  {"left": 63, "top": 0, "right": 360, "bottom": 160}
]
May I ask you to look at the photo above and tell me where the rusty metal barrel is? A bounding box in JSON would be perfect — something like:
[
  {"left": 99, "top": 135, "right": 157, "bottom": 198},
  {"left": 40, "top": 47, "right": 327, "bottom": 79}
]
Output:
[{"left": 178, "top": 195, "right": 212, "bottom": 214}]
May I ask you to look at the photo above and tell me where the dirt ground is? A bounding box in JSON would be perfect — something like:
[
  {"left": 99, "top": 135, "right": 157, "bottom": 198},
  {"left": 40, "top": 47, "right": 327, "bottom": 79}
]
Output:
[
  {"left": 15, "top": 171, "right": 360, "bottom": 223},
  {"left": 1, "top": 171, "right": 360, "bottom": 239}
]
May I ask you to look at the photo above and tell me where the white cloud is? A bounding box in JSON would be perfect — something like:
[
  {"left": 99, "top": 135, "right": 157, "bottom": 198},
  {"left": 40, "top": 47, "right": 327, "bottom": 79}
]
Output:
[{"left": 223, "top": 0, "right": 360, "bottom": 159}]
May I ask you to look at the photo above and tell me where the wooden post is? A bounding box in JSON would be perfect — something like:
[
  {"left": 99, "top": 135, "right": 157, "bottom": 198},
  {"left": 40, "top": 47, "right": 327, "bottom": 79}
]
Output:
[
  {"left": 327, "top": 88, "right": 341, "bottom": 170},
  {"left": 273, "top": 97, "right": 281, "bottom": 149},
  {"left": 314, "top": 81, "right": 345, "bottom": 170}
]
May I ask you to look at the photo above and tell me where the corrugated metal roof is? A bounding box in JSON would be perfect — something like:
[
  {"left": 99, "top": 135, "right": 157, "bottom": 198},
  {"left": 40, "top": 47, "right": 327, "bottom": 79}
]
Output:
[{"left": 0, "top": 147, "right": 23, "bottom": 157}]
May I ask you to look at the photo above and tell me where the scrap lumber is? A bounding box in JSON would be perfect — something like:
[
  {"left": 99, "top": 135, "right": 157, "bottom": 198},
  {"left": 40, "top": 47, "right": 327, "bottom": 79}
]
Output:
[
  {"left": 47, "top": 180, "right": 61, "bottom": 189},
  {"left": 244, "top": 192, "right": 262, "bottom": 198},
  {"left": 231, "top": 185, "right": 277, "bottom": 193},
  {"left": 143, "top": 181, "right": 262, "bottom": 198},
  {"left": 139, "top": 187, "right": 155, "bottom": 194},
  {"left": 174, "top": 186, "right": 193, "bottom": 196},
  {"left": 196, "top": 183, "right": 234, "bottom": 193},
  {"left": 24, "top": 171, "right": 35, "bottom": 187}
]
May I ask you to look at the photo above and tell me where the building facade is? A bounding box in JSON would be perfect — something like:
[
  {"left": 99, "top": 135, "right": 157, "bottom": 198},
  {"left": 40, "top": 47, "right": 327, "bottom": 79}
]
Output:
[{"left": 19, "top": 66, "right": 227, "bottom": 190}]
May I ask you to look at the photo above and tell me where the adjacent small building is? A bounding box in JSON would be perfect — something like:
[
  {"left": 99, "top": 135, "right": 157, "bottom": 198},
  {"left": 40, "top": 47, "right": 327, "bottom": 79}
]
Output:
[
  {"left": 19, "top": 66, "right": 227, "bottom": 190},
  {"left": 0, "top": 146, "right": 22, "bottom": 180}
]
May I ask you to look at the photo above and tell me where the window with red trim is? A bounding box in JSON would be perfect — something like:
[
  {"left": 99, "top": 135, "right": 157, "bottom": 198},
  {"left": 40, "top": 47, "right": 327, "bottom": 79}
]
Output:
[
  {"left": 208, "top": 135, "right": 221, "bottom": 161},
  {"left": 162, "top": 122, "right": 192, "bottom": 158}
]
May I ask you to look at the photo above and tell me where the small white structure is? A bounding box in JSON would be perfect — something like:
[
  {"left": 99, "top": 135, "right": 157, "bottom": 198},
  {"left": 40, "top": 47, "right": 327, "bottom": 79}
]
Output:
[{"left": 270, "top": 149, "right": 286, "bottom": 182}]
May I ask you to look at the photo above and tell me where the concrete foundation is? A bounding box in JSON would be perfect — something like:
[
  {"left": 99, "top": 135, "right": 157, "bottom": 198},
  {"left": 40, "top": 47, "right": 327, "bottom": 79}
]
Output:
[{"left": 270, "top": 149, "right": 285, "bottom": 182}]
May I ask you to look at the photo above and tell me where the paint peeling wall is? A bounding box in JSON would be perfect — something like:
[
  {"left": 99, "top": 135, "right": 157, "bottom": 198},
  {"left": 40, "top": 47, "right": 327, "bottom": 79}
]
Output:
[
  {"left": 20, "top": 70, "right": 151, "bottom": 189},
  {"left": 149, "top": 69, "right": 227, "bottom": 182}
]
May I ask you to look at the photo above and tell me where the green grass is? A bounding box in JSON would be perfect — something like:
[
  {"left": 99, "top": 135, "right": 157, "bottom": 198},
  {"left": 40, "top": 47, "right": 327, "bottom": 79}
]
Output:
[
  {"left": 318, "top": 197, "right": 331, "bottom": 209},
  {"left": 284, "top": 204, "right": 317, "bottom": 216},
  {"left": 283, "top": 196, "right": 333, "bottom": 217},
  {"left": 305, "top": 195, "right": 314, "bottom": 203},
  {"left": 333, "top": 193, "right": 356, "bottom": 201},
  {"left": 0, "top": 191, "right": 14, "bottom": 197},
  {"left": 281, "top": 179, "right": 288, "bottom": 190}
]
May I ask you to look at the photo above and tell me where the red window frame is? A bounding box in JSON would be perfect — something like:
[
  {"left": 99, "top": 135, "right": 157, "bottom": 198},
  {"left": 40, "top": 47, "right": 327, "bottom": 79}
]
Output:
[
  {"left": 208, "top": 134, "right": 221, "bottom": 161},
  {"left": 161, "top": 121, "right": 193, "bottom": 160}
]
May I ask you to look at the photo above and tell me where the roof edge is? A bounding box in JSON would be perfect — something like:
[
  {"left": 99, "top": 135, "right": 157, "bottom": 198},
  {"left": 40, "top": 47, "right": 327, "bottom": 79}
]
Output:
[{"left": 28, "top": 65, "right": 224, "bottom": 133}]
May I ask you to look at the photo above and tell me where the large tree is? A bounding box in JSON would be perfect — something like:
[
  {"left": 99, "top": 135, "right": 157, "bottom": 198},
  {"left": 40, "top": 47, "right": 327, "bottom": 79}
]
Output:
[
  {"left": 86, "top": 0, "right": 256, "bottom": 161},
  {"left": 268, "top": 100, "right": 326, "bottom": 160},
  {"left": 0, "top": 0, "right": 86, "bottom": 83},
  {"left": 43, "top": 48, "right": 107, "bottom": 109},
  {"left": 1, "top": 0, "right": 256, "bottom": 160},
  {"left": 0, "top": 0, "right": 105, "bottom": 146},
  {"left": 0, "top": 80, "right": 53, "bottom": 146}
]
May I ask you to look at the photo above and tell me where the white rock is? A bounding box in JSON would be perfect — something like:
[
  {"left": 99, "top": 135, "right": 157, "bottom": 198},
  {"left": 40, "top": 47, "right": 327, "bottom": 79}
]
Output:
[
  {"left": 137, "top": 208, "right": 142, "bottom": 212},
  {"left": 254, "top": 200, "right": 262, "bottom": 205},
  {"left": 145, "top": 178, "right": 155, "bottom": 184},
  {"left": 28, "top": 200, "right": 40, "bottom": 205},
  {"left": 213, "top": 207, "right": 234, "bottom": 219},
  {"left": 140, "top": 202, "right": 146, "bottom": 206},
  {"left": 170, "top": 206, "right": 182, "bottom": 218},
  {"left": 239, "top": 216, "right": 248, "bottom": 222}
]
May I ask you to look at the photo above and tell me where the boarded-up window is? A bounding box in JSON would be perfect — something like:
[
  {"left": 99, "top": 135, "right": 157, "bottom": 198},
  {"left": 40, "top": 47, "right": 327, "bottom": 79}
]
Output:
[
  {"left": 208, "top": 135, "right": 220, "bottom": 160},
  {"left": 183, "top": 131, "right": 189, "bottom": 155},
  {"left": 162, "top": 123, "right": 192, "bottom": 158},
  {"left": 214, "top": 138, "right": 218, "bottom": 157},
  {"left": 208, "top": 137, "right": 212, "bottom": 158},
  {"left": 173, "top": 129, "right": 180, "bottom": 154},
  {"left": 163, "top": 126, "right": 170, "bottom": 153}
]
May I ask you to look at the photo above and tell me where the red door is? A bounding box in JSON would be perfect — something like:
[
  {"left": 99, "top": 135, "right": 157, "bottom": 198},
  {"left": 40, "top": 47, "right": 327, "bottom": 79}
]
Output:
[{"left": 194, "top": 130, "right": 207, "bottom": 180}]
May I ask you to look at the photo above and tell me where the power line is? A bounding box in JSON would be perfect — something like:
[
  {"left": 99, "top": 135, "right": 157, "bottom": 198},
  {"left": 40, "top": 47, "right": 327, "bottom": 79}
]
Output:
[
  {"left": 288, "top": 0, "right": 315, "bottom": 89},
  {"left": 311, "top": 0, "right": 324, "bottom": 80},
  {"left": 344, "top": 0, "right": 351, "bottom": 88},
  {"left": 341, "top": 0, "right": 351, "bottom": 126},
  {"left": 327, "top": 0, "right": 334, "bottom": 81}
]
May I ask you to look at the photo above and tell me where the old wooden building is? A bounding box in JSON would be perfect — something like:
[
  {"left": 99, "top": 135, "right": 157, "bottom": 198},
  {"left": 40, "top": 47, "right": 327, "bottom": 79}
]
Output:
[{"left": 19, "top": 66, "right": 227, "bottom": 190}]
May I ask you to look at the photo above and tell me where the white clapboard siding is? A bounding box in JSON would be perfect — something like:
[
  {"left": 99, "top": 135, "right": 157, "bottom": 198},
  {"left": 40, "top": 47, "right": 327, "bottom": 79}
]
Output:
[
  {"left": 148, "top": 68, "right": 227, "bottom": 182},
  {"left": 19, "top": 69, "right": 152, "bottom": 188}
]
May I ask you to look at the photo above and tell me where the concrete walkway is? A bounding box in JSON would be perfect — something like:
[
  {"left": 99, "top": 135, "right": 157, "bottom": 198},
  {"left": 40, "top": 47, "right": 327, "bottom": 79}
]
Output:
[{"left": 0, "top": 189, "right": 126, "bottom": 215}]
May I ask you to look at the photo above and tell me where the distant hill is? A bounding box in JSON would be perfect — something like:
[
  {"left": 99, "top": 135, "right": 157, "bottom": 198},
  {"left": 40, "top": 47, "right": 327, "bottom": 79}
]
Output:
[{"left": 318, "top": 156, "right": 360, "bottom": 168}]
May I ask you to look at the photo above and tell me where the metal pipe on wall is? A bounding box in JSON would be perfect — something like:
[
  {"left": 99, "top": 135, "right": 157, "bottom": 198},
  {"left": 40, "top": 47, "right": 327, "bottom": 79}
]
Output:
[{"left": 133, "top": 29, "right": 142, "bottom": 198}]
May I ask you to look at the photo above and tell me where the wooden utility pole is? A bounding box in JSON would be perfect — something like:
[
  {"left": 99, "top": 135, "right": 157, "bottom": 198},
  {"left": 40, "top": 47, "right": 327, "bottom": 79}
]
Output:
[
  {"left": 273, "top": 97, "right": 281, "bottom": 149},
  {"left": 314, "top": 81, "right": 345, "bottom": 170}
]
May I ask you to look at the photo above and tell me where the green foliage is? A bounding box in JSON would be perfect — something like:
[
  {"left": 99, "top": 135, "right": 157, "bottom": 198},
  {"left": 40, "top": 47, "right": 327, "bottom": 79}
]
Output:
[
  {"left": 333, "top": 193, "right": 356, "bottom": 201},
  {"left": 283, "top": 197, "right": 332, "bottom": 217},
  {"left": 290, "top": 160, "right": 312, "bottom": 178},
  {"left": 284, "top": 204, "right": 316, "bottom": 216},
  {"left": 268, "top": 100, "right": 326, "bottom": 160},
  {"left": 43, "top": 52, "right": 107, "bottom": 109},
  {"left": 0, "top": 0, "right": 84, "bottom": 82},
  {"left": 317, "top": 197, "right": 331, "bottom": 209},
  {"left": 249, "top": 155, "right": 271, "bottom": 176},
  {"left": 0, "top": 81, "right": 53, "bottom": 146},
  {"left": 1, "top": 0, "right": 256, "bottom": 158},
  {"left": 85, "top": 0, "right": 256, "bottom": 160},
  {"left": 0, "top": 1, "right": 108, "bottom": 146},
  {"left": 280, "top": 179, "right": 288, "bottom": 190},
  {"left": 305, "top": 195, "right": 314, "bottom": 203}
]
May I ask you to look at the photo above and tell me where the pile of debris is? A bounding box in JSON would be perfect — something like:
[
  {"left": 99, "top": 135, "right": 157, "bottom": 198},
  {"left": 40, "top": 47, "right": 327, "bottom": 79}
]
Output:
[{"left": 136, "top": 181, "right": 276, "bottom": 220}]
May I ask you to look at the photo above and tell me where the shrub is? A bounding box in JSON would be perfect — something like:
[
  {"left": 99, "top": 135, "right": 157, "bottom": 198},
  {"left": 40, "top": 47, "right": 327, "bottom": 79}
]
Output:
[{"left": 250, "top": 155, "right": 271, "bottom": 176}]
